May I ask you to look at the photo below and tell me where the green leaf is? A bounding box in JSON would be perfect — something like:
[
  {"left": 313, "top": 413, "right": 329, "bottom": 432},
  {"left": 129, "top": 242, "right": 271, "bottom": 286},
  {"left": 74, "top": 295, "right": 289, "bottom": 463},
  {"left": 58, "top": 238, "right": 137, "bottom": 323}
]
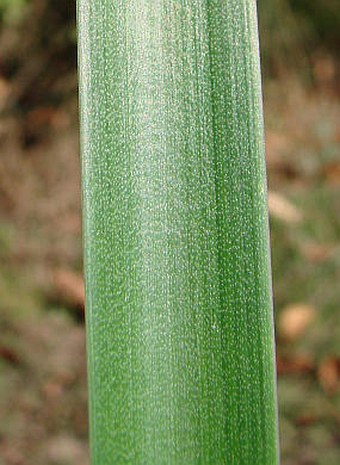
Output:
[
  {"left": 0, "top": 0, "right": 27, "bottom": 24},
  {"left": 78, "top": 1, "right": 279, "bottom": 464}
]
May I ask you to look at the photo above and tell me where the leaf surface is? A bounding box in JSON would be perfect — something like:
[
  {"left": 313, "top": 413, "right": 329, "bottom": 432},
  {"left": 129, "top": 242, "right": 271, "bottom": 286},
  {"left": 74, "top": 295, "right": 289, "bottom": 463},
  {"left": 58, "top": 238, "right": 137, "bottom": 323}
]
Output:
[{"left": 78, "top": 1, "right": 279, "bottom": 464}]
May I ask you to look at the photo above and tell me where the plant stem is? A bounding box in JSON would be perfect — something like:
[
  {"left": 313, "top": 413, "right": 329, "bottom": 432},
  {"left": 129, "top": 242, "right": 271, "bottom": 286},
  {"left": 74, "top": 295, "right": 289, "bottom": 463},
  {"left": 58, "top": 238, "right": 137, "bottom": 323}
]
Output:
[{"left": 78, "top": 1, "right": 279, "bottom": 464}]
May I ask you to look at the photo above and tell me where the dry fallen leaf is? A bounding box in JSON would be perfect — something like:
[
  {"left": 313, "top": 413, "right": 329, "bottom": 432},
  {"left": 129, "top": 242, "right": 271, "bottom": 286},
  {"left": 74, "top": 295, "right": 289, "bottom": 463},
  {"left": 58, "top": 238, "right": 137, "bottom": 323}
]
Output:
[
  {"left": 318, "top": 357, "right": 340, "bottom": 394},
  {"left": 323, "top": 162, "right": 340, "bottom": 186},
  {"left": 295, "top": 414, "right": 317, "bottom": 427},
  {"left": 301, "top": 242, "right": 332, "bottom": 263},
  {"left": 277, "top": 354, "right": 314, "bottom": 376},
  {"left": 279, "top": 303, "right": 316, "bottom": 341},
  {"left": 268, "top": 191, "right": 303, "bottom": 224},
  {"left": 42, "top": 380, "right": 64, "bottom": 400},
  {"left": 0, "top": 77, "right": 10, "bottom": 108},
  {"left": 47, "top": 435, "right": 89, "bottom": 465},
  {"left": 52, "top": 269, "right": 85, "bottom": 311},
  {"left": 0, "top": 345, "right": 20, "bottom": 365},
  {"left": 266, "top": 131, "right": 291, "bottom": 166}
]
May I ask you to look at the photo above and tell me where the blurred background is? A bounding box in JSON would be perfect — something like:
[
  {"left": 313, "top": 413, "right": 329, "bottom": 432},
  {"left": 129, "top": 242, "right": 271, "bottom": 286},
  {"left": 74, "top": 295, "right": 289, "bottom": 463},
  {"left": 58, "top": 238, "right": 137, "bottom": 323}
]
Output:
[{"left": 0, "top": 1, "right": 339, "bottom": 464}]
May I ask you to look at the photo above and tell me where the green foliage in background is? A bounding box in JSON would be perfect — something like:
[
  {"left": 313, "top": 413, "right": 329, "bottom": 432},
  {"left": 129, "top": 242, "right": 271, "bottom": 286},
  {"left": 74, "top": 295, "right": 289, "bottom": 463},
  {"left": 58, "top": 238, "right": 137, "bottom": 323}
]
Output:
[
  {"left": 1, "top": 0, "right": 338, "bottom": 77},
  {"left": 0, "top": 0, "right": 27, "bottom": 24},
  {"left": 258, "top": 0, "right": 306, "bottom": 75},
  {"left": 257, "top": 0, "right": 339, "bottom": 75},
  {"left": 292, "top": 0, "right": 340, "bottom": 50}
]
